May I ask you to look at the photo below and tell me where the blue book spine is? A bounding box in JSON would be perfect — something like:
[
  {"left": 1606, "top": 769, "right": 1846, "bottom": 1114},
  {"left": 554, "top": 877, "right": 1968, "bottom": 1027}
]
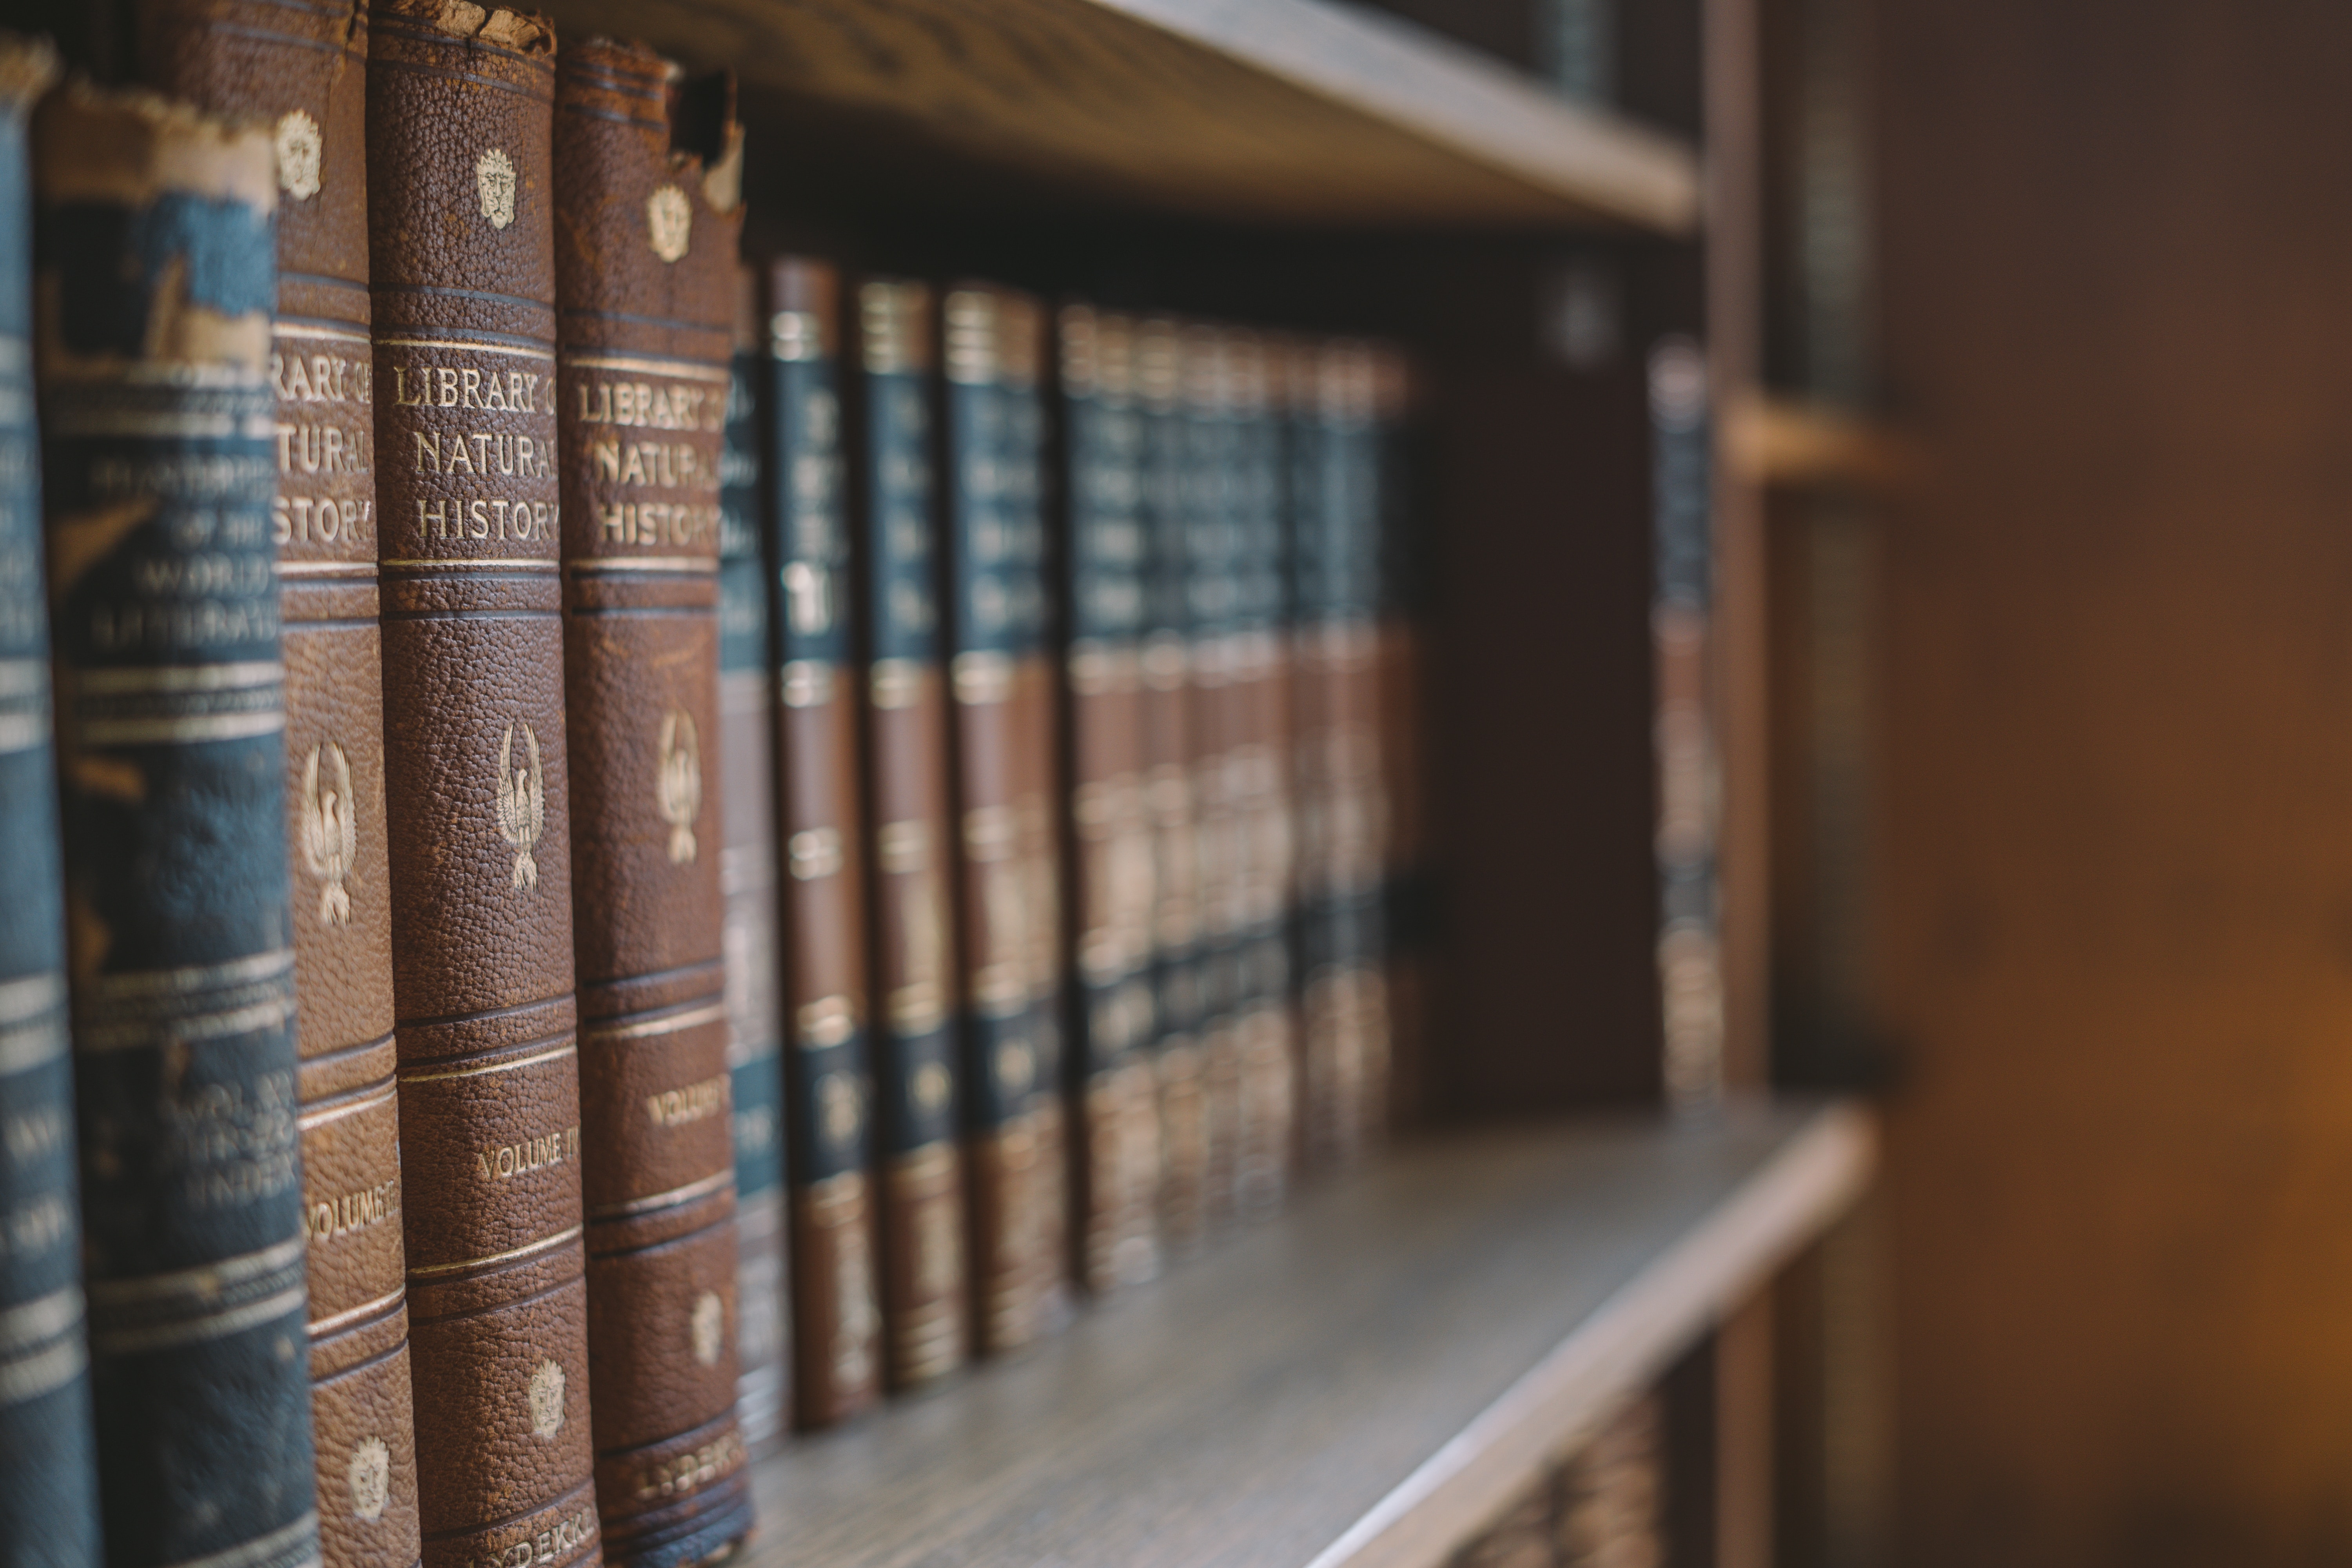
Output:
[
  {"left": 34, "top": 83, "right": 315, "bottom": 1568},
  {"left": 0, "top": 39, "right": 100, "bottom": 1568},
  {"left": 718, "top": 319, "right": 790, "bottom": 1456}
]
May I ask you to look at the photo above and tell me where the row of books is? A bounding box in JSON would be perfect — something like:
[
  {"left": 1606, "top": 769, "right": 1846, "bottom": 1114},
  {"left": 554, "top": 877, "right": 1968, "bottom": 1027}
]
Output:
[
  {"left": 739, "top": 270, "right": 1414, "bottom": 1421},
  {"left": 0, "top": 5, "right": 1424, "bottom": 1568},
  {"left": 1450, "top": 1394, "right": 1665, "bottom": 1568}
]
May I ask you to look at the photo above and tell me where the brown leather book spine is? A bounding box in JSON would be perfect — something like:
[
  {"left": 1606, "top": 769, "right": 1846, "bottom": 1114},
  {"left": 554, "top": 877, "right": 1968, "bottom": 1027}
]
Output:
[
  {"left": 1329, "top": 342, "right": 1390, "bottom": 1157},
  {"left": 766, "top": 258, "right": 882, "bottom": 1427},
  {"left": 1224, "top": 331, "right": 1294, "bottom": 1223},
  {"left": 366, "top": 9, "right": 598, "bottom": 1568},
  {"left": 135, "top": 6, "right": 422, "bottom": 1564},
  {"left": 1016, "top": 622, "right": 1073, "bottom": 1330},
  {"left": 1296, "top": 341, "right": 1345, "bottom": 1169},
  {"left": 718, "top": 267, "right": 789, "bottom": 1455},
  {"left": 1181, "top": 324, "right": 1244, "bottom": 1230},
  {"left": 1367, "top": 345, "right": 1414, "bottom": 1139},
  {"left": 1271, "top": 336, "right": 1320, "bottom": 1175},
  {"left": 853, "top": 279, "right": 971, "bottom": 1388},
  {"left": 1297, "top": 339, "right": 1383, "bottom": 1169},
  {"left": 1057, "top": 304, "right": 1161, "bottom": 1294},
  {"left": 552, "top": 41, "right": 750, "bottom": 1565},
  {"left": 1004, "top": 303, "right": 1068, "bottom": 1327},
  {"left": 1136, "top": 318, "right": 1207, "bottom": 1257},
  {"left": 943, "top": 284, "right": 1056, "bottom": 1352}
]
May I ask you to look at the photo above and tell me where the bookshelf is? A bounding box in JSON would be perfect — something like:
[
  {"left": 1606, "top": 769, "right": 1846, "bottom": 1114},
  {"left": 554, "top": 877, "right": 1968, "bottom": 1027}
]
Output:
[
  {"left": 537, "top": 0, "right": 1702, "bottom": 228},
  {"left": 5, "top": 0, "right": 1865, "bottom": 1563},
  {"left": 508, "top": 0, "right": 1828, "bottom": 1564},
  {"left": 743, "top": 1103, "right": 1873, "bottom": 1568}
]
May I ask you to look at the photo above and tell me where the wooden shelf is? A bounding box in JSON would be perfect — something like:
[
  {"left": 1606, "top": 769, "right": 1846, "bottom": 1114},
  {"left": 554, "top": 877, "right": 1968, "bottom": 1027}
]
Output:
[
  {"left": 737, "top": 1100, "right": 1874, "bottom": 1568},
  {"left": 1724, "top": 393, "right": 1921, "bottom": 493},
  {"left": 537, "top": 0, "right": 1701, "bottom": 231}
]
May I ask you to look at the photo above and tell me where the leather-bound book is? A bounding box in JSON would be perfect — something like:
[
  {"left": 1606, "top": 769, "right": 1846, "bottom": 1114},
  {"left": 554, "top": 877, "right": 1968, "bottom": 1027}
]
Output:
[
  {"left": 135, "top": 6, "right": 425, "bottom": 1563},
  {"left": 1179, "top": 323, "right": 1243, "bottom": 1229},
  {"left": 365, "top": 8, "right": 599, "bottom": 1567},
  {"left": 1293, "top": 340, "right": 1346, "bottom": 1168},
  {"left": 1005, "top": 312, "right": 1071, "bottom": 1332},
  {"left": 1223, "top": 331, "right": 1295, "bottom": 1222},
  {"left": 1135, "top": 318, "right": 1206, "bottom": 1257},
  {"left": 1286, "top": 340, "right": 1328, "bottom": 1167},
  {"left": 1332, "top": 342, "right": 1392, "bottom": 1155},
  {"left": 1272, "top": 336, "right": 1318, "bottom": 1172},
  {"left": 853, "top": 279, "right": 969, "bottom": 1387},
  {"left": 1296, "top": 340, "right": 1384, "bottom": 1169},
  {"left": 0, "top": 36, "right": 99, "bottom": 1568},
  {"left": 1368, "top": 345, "right": 1416, "bottom": 1138},
  {"left": 552, "top": 40, "right": 751, "bottom": 1564},
  {"left": 718, "top": 265, "right": 789, "bottom": 1456},
  {"left": 942, "top": 283, "right": 1057, "bottom": 1352},
  {"left": 33, "top": 81, "right": 317, "bottom": 1568},
  {"left": 765, "top": 256, "right": 880, "bottom": 1426},
  {"left": 1056, "top": 304, "right": 1161, "bottom": 1292}
]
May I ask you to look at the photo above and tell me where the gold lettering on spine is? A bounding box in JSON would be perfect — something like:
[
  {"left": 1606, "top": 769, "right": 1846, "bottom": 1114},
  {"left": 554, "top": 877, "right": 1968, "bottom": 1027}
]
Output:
[
  {"left": 632, "top": 1431, "right": 746, "bottom": 1506},
  {"left": 473, "top": 1124, "right": 583, "bottom": 1181},
  {"left": 646, "top": 1074, "right": 727, "bottom": 1129},
  {"left": 465, "top": 1503, "right": 598, "bottom": 1568},
  {"left": 308, "top": 1176, "right": 401, "bottom": 1241},
  {"left": 273, "top": 334, "right": 374, "bottom": 552}
]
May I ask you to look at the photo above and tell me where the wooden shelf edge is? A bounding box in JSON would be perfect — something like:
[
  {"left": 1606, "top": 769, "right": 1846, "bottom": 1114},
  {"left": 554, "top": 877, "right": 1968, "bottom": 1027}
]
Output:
[
  {"left": 1314, "top": 1101, "right": 1877, "bottom": 1568},
  {"left": 1096, "top": 0, "right": 1704, "bottom": 232},
  {"left": 739, "top": 1100, "right": 1875, "bottom": 1568},
  {"left": 537, "top": 0, "right": 1700, "bottom": 231},
  {"left": 1724, "top": 393, "right": 1922, "bottom": 492}
]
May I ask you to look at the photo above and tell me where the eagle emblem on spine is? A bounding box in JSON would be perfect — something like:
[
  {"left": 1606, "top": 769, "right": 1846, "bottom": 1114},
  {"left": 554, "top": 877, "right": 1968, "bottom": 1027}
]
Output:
[
  {"left": 658, "top": 708, "right": 701, "bottom": 865},
  {"left": 498, "top": 721, "right": 546, "bottom": 889},
  {"left": 299, "top": 740, "right": 358, "bottom": 926}
]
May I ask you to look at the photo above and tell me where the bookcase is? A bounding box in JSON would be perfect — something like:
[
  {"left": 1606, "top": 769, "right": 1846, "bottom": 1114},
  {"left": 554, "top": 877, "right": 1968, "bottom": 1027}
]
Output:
[{"left": 499, "top": 1, "right": 1878, "bottom": 1564}]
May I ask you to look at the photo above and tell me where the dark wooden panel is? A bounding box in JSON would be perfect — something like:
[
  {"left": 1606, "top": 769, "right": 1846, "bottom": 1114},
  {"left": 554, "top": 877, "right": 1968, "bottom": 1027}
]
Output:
[
  {"left": 1875, "top": 0, "right": 2352, "bottom": 1560},
  {"left": 1429, "top": 361, "right": 1666, "bottom": 1114},
  {"left": 736, "top": 1103, "right": 1872, "bottom": 1568}
]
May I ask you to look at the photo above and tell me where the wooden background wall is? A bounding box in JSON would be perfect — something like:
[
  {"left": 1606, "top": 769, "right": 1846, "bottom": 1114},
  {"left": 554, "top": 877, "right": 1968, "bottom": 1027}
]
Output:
[{"left": 1874, "top": 0, "right": 2352, "bottom": 1560}]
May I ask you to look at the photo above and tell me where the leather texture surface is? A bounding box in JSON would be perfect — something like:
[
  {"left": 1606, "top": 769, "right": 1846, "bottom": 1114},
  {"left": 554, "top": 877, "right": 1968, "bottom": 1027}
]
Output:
[
  {"left": 1180, "top": 324, "right": 1247, "bottom": 1236},
  {"left": 137, "top": 5, "right": 424, "bottom": 1563},
  {"left": 1136, "top": 318, "right": 1209, "bottom": 1259},
  {"left": 552, "top": 38, "right": 749, "bottom": 1566},
  {"left": 34, "top": 80, "right": 318, "bottom": 1568},
  {"left": 0, "top": 36, "right": 98, "bottom": 1568},
  {"left": 365, "top": 9, "right": 601, "bottom": 1567},
  {"left": 1057, "top": 304, "right": 1163, "bottom": 1295},
  {"left": 1294, "top": 343, "right": 1391, "bottom": 1171},
  {"left": 853, "top": 279, "right": 969, "bottom": 1389},
  {"left": 717, "top": 268, "right": 788, "bottom": 1459},
  {"left": 942, "top": 283, "right": 1066, "bottom": 1353},
  {"left": 764, "top": 258, "right": 880, "bottom": 1428},
  {"left": 1217, "top": 330, "right": 1296, "bottom": 1225}
]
